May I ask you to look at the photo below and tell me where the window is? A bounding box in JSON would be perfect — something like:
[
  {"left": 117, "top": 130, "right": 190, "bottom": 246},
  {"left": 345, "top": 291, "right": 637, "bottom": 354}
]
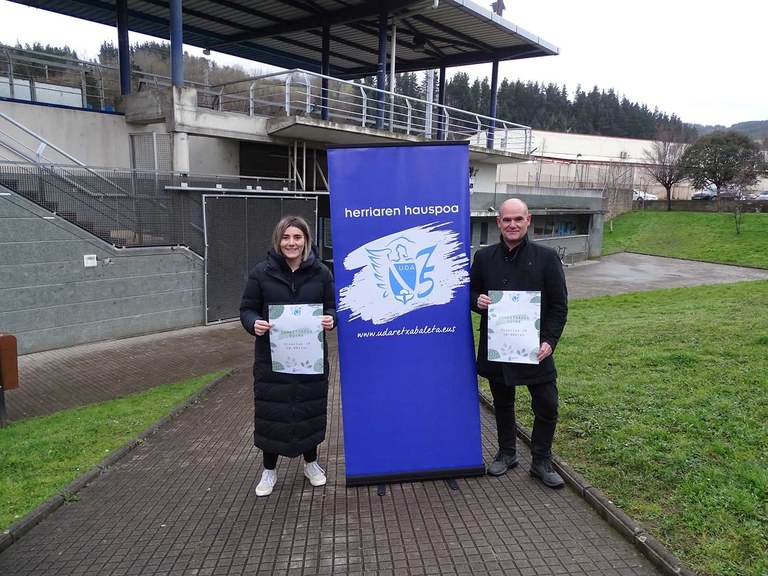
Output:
[
  {"left": 532, "top": 214, "right": 589, "bottom": 238},
  {"left": 479, "top": 222, "right": 489, "bottom": 245}
]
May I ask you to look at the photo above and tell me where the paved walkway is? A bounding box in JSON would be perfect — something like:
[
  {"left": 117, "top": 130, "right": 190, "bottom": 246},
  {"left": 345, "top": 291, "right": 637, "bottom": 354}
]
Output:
[{"left": 5, "top": 253, "right": 758, "bottom": 575}]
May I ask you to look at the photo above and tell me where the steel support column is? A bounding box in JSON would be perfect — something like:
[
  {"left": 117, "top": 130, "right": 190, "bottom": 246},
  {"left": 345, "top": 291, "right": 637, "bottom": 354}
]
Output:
[
  {"left": 487, "top": 59, "right": 499, "bottom": 149},
  {"left": 376, "top": 10, "right": 387, "bottom": 128},
  {"left": 170, "top": 0, "right": 184, "bottom": 87},
  {"left": 437, "top": 66, "right": 446, "bottom": 140},
  {"left": 322, "top": 25, "right": 330, "bottom": 121},
  {"left": 116, "top": 0, "right": 131, "bottom": 95}
]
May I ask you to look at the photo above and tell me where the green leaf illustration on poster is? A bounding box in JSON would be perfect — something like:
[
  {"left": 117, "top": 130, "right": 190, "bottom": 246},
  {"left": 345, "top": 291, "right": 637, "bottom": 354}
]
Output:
[{"left": 270, "top": 305, "right": 285, "bottom": 319}]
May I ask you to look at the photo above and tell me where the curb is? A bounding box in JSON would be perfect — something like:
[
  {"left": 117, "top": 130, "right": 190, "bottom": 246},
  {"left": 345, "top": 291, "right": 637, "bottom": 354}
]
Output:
[
  {"left": 478, "top": 391, "right": 696, "bottom": 576},
  {"left": 0, "top": 370, "right": 234, "bottom": 555}
]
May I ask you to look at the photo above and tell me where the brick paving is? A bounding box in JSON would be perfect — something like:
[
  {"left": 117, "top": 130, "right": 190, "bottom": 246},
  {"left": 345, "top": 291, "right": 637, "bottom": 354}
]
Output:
[
  {"left": 0, "top": 321, "right": 666, "bottom": 576},
  {"left": 6, "top": 323, "right": 254, "bottom": 421}
]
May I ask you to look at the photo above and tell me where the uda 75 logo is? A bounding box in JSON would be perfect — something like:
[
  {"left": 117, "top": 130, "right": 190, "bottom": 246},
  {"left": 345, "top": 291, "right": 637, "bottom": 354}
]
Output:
[
  {"left": 338, "top": 223, "right": 468, "bottom": 324},
  {"left": 367, "top": 236, "right": 436, "bottom": 304}
]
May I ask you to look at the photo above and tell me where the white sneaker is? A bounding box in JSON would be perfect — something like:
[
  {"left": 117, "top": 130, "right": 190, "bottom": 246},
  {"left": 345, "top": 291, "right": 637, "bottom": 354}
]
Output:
[
  {"left": 255, "top": 469, "right": 277, "bottom": 496},
  {"left": 304, "top": 461, "right": 327, "bottom": 487}
]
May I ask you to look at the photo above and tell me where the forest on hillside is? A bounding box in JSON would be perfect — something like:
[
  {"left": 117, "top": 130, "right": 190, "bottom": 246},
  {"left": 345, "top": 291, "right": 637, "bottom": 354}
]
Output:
[
  {"left": 6, "top": 41, "right": 767, "bottom": 143},
  {"left": 390, "top": 70, "right": 696, "bottom": 141}
]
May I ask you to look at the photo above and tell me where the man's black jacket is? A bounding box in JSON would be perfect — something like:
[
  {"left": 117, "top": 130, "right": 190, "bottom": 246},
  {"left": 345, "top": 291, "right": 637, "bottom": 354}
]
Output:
[{"left": 470, "top": 235, "right": 568, "bottom": 385}]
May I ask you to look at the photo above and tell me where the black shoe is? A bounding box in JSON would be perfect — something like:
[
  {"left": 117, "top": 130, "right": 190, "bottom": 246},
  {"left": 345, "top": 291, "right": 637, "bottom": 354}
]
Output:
[
  {"left": 529, "top": 458, "right": 565, "bottom": 488},
  {"left": 487, "top": 451, "right": 519, "bottom": 476}
]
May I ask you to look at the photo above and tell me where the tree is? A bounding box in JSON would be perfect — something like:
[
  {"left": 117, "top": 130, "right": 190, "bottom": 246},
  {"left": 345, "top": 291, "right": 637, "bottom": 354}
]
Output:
[
  {"left": 643, "top": 127, "right": 691, "bottom": 211},
  {"left": 444, "top": 71, "right": 472, "bottom": 111},
  {"left": 679, "top": 130, "right": 761, "bottom": 194},
  {"left": 470, "top": 77, "right": 491, "bottom": 116},
  {"left": 394, "top": 72, "right": 421, "bottom": 99}
]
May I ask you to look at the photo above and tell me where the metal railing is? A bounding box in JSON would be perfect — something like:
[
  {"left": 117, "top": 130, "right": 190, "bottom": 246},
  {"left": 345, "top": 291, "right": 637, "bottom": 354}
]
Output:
[
  {"left": 0, "top": 110, "right": 130, "bottom": 199},
  {"left": 0, "top": 45, "right": 207, "bottom": 112},
  {"left": 0, "top": 161, "right": 293, "bottom": 255},
  {"left": 1, "top": 46, "right": 533, "bottom": 154},
  {"left": 203, "top": 69, "right": 533, "bottom": 154}
]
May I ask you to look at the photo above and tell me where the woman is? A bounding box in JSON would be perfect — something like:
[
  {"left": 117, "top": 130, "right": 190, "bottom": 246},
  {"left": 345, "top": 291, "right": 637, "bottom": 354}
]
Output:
[{"left": 239, "top": 216, "right": 336, "bottom": 497}]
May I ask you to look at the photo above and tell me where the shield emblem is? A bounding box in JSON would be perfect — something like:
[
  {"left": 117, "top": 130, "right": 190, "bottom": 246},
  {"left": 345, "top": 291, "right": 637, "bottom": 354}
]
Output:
[{"left": 389, "top": 262, "right": 417, "bottom": 304}]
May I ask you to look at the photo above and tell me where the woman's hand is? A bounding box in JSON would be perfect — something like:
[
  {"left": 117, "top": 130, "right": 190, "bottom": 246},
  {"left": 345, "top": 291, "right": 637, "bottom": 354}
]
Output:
[
  {"left": 253, "top": 320, "right": 272, "bottom": 336},
  {"left": 321, "top": 315, "right": 334, "bottom": 331}
]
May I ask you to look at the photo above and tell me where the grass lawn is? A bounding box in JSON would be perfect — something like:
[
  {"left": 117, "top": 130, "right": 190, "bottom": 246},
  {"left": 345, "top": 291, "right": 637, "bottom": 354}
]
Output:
[
  {"left": 602, "top": 210, "right": 768, "bottom": 269},
  {"left": 475, "top": 282, "right": 768, "bottom": 576},
  {"left": 0, "top": 372, "right": 224, "bottom": 531},
  {"left": 476, "top": 210, "right": 768, "bottom": 576}
]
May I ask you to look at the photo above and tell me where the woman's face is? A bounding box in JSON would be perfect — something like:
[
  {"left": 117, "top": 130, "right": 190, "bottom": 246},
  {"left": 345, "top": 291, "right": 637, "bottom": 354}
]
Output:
[{"left": 280, "top": 226, "right": 306, "bottom": 262}]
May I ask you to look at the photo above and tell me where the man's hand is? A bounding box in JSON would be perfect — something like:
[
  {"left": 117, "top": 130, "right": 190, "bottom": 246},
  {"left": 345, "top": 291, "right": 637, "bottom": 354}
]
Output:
[
  {"left": 537, "top": 341, "right": 553, "bottom": 362},
  {"left": 477, "top": 294, "right": 492, "bottom": 310},
  {"left": 321, "top": 315, "right": 334, "bottom": 331}
]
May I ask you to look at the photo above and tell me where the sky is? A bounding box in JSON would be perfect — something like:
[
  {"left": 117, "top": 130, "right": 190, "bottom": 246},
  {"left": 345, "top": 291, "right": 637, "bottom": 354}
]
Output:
[{"left": 1, "top": 0, "right": 765, "bottom": 127}]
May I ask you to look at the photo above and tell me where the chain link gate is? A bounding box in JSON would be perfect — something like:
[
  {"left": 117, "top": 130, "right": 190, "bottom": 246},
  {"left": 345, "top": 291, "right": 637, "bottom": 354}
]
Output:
[{"left": 203, "top": 194, "right": 318, "bottom": 323}]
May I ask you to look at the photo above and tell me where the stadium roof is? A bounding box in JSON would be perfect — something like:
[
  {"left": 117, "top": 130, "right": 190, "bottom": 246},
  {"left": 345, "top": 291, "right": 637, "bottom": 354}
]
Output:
[{"left": 9, "top": 0, "right": 558, "bottom": 78}]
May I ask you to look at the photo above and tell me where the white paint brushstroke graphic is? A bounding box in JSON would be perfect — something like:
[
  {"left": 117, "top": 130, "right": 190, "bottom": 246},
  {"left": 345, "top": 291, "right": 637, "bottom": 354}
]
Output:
[{"left": 338, "top": 222, "right": 468, "bottom": 324}]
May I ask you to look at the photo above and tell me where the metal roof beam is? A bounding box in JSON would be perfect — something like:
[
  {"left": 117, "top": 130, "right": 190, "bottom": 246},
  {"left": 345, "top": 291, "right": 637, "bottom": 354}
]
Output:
[{"left": 212, "top": 0, "right": 422, "bottom": 47}]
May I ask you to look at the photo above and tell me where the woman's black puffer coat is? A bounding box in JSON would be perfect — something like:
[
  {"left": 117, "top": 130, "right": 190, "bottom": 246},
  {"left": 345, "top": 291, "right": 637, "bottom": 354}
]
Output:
[{"left": 239, "top": 246, "right": 336, "bottom": 457}]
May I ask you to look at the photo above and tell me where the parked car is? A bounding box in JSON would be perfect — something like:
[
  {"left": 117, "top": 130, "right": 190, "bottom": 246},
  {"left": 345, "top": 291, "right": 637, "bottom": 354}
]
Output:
[
  {"left": 691, "top": 189, "right": 717, "bottom": 200},
  {"left": 755, "top": 192, "right": 768, "bottom": 202},
  {"left": 718, "top": 189, "right": 745, "bottom": 200},
  {"left": 633, "top": 190, "right": 658, "bottom": 201}
]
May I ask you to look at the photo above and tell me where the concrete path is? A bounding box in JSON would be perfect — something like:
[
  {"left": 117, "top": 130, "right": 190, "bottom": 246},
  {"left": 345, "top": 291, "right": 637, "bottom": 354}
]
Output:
[{"left": 565, "top": 252, "right": 768, "bottom": 299}]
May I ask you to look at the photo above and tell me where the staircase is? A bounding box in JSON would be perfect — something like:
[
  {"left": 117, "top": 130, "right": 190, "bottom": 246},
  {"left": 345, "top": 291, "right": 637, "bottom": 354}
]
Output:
[{"left": 0, "top": 111, "right": 176, "bottom": 249}]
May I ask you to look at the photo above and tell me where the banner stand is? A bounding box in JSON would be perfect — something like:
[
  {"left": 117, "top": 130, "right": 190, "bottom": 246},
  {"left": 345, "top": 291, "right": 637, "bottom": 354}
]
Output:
[
  {"left": 328, "top": 142, "right": 485, "bottom": 487},
  {"left": 347, "top": 465, "right": 486, "bottom": 488}
]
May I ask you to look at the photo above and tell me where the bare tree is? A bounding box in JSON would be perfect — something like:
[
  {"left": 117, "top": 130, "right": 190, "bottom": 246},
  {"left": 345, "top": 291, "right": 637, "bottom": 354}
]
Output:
[{"left": 643, "top": 128, "right": 690, "bottom": 211}]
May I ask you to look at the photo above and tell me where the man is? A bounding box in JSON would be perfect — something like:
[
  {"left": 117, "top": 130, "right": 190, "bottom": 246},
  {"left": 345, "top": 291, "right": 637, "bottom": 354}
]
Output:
[{"left": 470, "top": 198, "right": 568, "bottom": 488}]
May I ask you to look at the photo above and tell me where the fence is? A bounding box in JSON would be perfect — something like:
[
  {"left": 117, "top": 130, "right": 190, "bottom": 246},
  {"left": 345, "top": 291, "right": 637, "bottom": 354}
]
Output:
[
  {"left": 1, "top": 45, "right": 207, "bottom": 112},
  {"left": 201, "top": 69, "right": 533, "bottom": 154},
  {"left": 0, "top": 161, "right": 293, "bottom": 255},
  {"left": 1, "top": 46, "right": 533, "bottom": 155}
]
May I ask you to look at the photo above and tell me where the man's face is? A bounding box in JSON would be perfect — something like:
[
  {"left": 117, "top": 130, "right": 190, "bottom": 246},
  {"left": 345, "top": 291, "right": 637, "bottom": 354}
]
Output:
[{"left": 496, "top": 202, "right": 531, "bottom": 248}]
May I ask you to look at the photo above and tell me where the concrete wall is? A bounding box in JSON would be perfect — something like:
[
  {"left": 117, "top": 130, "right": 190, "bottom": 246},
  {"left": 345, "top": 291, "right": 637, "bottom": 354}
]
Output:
[
  {"left": 498, "top": 131, "right": 702, "bottom": 200},
  {"left": 469, "top": 212, "right": 593, "bottom": 262},
  {"left": 469, "top": 187, "right": 605, "bottom": 260},
  {"left": 1, "top": 98, "right": 245, "bottom": 179},
  {"left": 470, "top": 162, "right": 497, "bottom": 195},
  {"left": 531, "top": 130, "right": 653, "bottom": 163},
  {"left": 0, "top": 99, "right": 134, "bottom": 168},
  {"left": 0, "top": 189, "right": 205, "bottom": 355},
  {"left": 124, "top": 87, "right": 272, "bottom": 144},
  {"left": 189, "top": 135, "right": 240, "bottom": 175},
  {"left": 502, "top": 184, "right": 605, "bottom": 211}
]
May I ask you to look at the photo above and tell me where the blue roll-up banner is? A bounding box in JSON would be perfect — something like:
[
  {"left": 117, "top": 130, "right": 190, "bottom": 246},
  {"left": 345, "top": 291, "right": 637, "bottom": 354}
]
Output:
[{"left": 328, "top": 142, "right": 485, "bottom": 486}]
